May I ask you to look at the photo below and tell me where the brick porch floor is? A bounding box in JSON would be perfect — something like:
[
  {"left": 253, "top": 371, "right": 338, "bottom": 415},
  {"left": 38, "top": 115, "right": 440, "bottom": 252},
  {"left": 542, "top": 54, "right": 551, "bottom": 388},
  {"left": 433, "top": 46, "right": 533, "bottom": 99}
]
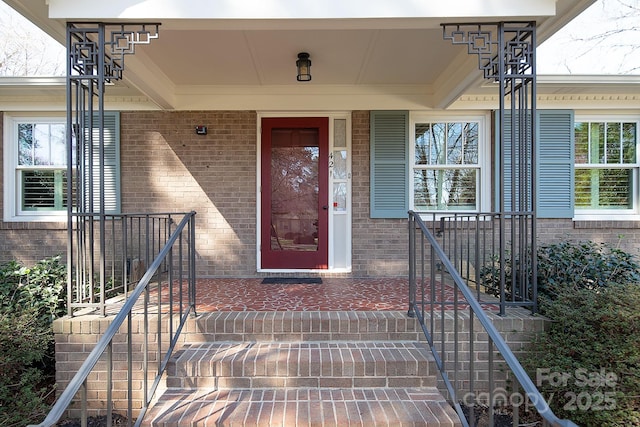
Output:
[
  {"left": 192, "top": 278, "right": 409, "bottom": 311},
  {"left": 174, "top": 277, "right": 500, "bottom": 312}
]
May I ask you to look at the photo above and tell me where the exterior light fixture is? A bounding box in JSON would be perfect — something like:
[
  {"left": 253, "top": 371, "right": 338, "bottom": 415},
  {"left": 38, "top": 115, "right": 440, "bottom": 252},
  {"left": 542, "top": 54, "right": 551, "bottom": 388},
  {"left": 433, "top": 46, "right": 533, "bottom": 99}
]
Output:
[{"left": 296, "top": 52, "right": 311, "bottom": 82}]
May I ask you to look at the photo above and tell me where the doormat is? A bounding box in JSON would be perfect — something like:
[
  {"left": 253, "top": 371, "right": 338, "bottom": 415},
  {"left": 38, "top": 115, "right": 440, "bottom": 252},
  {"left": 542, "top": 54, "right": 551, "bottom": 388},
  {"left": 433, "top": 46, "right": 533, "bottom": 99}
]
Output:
[{"left": 261, "top": 277, "right": 322, "bottom": 285}]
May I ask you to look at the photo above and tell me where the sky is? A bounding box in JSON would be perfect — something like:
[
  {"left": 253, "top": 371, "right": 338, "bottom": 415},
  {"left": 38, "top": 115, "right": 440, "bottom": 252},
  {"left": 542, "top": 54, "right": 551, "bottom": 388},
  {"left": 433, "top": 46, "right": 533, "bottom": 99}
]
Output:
[
  {"left": 0, "top": 1, "right": 64, "bottom": 76},
  {"left": 537, "top": 0, "right": 640, "bottom": 74},
  {"left": 0, "top": 0, "right": 639, "bottom": 76}
]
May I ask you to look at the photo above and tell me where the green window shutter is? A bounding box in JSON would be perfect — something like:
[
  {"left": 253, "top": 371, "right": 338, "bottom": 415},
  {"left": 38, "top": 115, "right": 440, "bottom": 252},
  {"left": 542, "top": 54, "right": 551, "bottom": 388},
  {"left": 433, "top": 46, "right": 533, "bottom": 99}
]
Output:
[
  {"left": 496, "top": 110, "right": 574, "bottom": 218},
  {"left": 536, "top": 110, "right": 574, "bottom": 218},
  {"left": 85, "top": 112, "right": 121, "bottom": 214},
  {"left": 370, "top": 111, "right": 409, "bottom": 218},
  {"left": 496, "top": 111, "right": 532, "bottom": 212}
]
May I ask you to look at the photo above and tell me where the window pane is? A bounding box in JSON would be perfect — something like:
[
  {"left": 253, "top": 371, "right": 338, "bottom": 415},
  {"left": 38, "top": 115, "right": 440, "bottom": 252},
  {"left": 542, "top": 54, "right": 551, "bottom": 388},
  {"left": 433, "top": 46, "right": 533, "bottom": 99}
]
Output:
[
  {"left": 333, "top": 182, "right": 347, "bottom": 211},
  {"left": 575, "top": 168, "right": 632, "bottom": 209},
  {"left": 415, "top": 123, "right": 435, "bottom": 165},
  {"left": 464, "top": 123, "right": 478, "bottom": 164},
  {"left": 446, "top": 123, "right": 463, "bottom": 164},
  {"left": 21, "top": 170, "right": 68, "bottom": 211},
  {"left": 333, "top": 119, "right": 346, "bottom": 148},
  {"left": 414, "top": 168, "right": 476, "bottom": 210},
  {"left": 590, "top": 122, "right": 605, "bottom": 164},
  {"left": 18, "top": 123, "right": 66, "bottom": 166},
  {"left": 623, "top": 122, "right": 637, "bottom": 164},
  {"left": 606, "top": 122, "right": 621, "bottom": 164},
  {"left": 332, "top": 150, "right": 348, "bottom": 179},
  {"left": 416, "top": 122, "right": 478, "bottom": 166},
  {"left": 18, "top": 124, "right": 34, "bottom": 166},
  {"left": 269, "top": 129, "right": 319, "bottom": 252},
  {"left": 575, "top": 122, "right": 589, "bottom": 164}
]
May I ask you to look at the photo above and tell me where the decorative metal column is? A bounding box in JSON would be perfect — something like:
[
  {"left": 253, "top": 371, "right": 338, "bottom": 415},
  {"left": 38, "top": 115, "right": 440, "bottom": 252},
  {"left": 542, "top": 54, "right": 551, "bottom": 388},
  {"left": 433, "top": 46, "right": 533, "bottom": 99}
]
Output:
[
  {"left": 443, "top": 22, "right": 538, "bottom": 313},
  {"left": 66, "top": 23, "right": 160, "bottom": 316}
]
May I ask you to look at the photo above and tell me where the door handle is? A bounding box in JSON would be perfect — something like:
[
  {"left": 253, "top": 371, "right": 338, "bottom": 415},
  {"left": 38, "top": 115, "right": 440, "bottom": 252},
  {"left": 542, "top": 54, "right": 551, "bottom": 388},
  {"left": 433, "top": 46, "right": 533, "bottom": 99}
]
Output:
[{"left": 322, "top": 205, "right": 329, "bottom": 210}]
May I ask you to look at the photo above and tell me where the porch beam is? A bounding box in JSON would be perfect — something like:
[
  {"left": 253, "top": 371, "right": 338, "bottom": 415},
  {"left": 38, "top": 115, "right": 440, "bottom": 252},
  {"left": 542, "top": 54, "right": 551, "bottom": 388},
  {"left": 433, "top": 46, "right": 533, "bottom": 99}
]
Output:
[{"left": 47, "top": 0, "right": 556, "bottom": 21}]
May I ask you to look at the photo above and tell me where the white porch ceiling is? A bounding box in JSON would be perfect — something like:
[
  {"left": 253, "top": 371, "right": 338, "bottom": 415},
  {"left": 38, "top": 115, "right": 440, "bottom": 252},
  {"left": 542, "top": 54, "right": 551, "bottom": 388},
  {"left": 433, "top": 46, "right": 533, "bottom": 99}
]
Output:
[{"left": 3, "top": 0, "right": 597, "bottom": 111}]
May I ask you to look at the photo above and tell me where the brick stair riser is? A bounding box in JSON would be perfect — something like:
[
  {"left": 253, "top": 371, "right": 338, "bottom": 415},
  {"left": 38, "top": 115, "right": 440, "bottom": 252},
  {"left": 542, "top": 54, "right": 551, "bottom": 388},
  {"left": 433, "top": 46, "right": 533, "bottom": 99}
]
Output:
[
  {"left": 165, "top": 342, "right": 437, "bottom": 390},
  {"left": 179, "top": 311, "right": 425, "bottom": 343}
]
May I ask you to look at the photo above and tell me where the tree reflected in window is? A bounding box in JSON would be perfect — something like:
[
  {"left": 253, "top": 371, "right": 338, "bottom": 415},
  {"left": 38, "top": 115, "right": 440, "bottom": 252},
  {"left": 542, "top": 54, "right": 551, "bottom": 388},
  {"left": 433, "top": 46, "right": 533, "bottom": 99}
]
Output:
[{"left": 270, "top": 129, "right": 319, "bottom": 251}]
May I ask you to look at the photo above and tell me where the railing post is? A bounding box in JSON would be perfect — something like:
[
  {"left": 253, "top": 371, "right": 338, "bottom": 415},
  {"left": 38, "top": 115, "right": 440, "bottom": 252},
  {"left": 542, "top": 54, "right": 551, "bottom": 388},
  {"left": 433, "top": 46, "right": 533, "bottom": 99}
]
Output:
[
  {"left": 408, "top": 213, "right": 416, "bottom": 318},
  {"left": 189, "top": 212, "right": 197, "bottom": 315},
  {"left": 106, "top": 342, "right": 113, "bottom": 427},
  {"left": 499, "top": 212, "right": 507, "bottom": 316}
]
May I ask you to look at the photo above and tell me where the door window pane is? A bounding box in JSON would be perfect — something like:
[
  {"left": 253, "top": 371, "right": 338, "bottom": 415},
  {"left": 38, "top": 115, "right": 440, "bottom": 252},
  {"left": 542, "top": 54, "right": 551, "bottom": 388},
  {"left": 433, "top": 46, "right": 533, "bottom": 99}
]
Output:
[
  {"left": 270, "top": 128, "right": 319, "bottom": 252},
  {"left": 332, "top": 150, "right": 348, "bottom": 179},
  {"left": 333, "top": 183, "right": 347, "bottom": 211},
  {"left": 334, "top": 119, "right": 346, "bottom": 148}
]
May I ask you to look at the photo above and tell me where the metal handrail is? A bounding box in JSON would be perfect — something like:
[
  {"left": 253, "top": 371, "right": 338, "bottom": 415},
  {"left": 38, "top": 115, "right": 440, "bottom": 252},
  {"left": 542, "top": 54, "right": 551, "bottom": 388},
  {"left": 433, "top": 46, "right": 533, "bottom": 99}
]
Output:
[
  {"left": 408, "top": 210, "right": 576, "bottom": 427},
  {"left": 30, "top": 211, "right": 197, "bottom": 427}
]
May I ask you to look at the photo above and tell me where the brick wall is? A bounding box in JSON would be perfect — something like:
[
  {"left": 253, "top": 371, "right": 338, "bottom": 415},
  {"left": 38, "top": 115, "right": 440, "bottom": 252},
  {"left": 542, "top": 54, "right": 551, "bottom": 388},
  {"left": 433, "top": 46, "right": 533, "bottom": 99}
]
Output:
[
  {"left": 351, "top": 111, "right": 409, "bottom": 277},
  {"left": 0, "top": 224, "right": 67, "bottom": 264},
  {"left": 537, "top": 218, "right": 640, "bottom": 257},
  {"left": 53, "top": 314, "right": 169, "bottom": 418},
  {"left": 120, "top": 111, "right": 258, "bottom": 277}
]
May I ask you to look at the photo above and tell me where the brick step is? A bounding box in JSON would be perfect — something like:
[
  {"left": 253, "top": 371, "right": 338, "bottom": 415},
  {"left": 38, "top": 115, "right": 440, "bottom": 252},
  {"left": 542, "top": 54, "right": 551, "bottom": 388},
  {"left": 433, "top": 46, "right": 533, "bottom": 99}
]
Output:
[
  {"left": 144, "top": 387, "right": 461, "bottom": 426},
  {"left": 180, "top": 311, "right": 424, "bottom": 343},
  {"left": 142, "top": 312, "right": 462, "bottom": 426},
  {"left": 166, "top": 341, "right": 437, "bottom": 390}
]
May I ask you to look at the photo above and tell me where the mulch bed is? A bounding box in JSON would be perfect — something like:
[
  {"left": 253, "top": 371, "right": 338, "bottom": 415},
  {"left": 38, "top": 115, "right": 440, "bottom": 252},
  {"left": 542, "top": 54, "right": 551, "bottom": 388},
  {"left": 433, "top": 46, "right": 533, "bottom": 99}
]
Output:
[
  {"left": 56, "top": 414, "right": 129, "bottom": 427},
  {"left": 462, "top": 403, "right": 544, "bottom": 427}
]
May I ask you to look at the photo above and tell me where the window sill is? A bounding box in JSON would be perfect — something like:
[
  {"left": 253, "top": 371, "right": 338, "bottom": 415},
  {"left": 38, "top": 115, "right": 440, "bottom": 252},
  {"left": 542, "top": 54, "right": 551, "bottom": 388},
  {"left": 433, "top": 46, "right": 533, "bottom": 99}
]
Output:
[{"left": 3, "top": 213, "right": 68, "bottom": 224}]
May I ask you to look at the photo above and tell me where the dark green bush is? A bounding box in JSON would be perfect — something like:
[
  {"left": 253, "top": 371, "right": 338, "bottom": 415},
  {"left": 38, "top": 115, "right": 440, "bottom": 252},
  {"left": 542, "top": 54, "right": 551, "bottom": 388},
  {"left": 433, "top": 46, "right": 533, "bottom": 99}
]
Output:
[
  {"left": 0, "top": 256, "right": 66, "bottom": 426},
  {"left": 0, "top": 255, "right": 67, "bottom": 321},
  {"left": 0, "top": 308, "right": 55, "bottom": 426},
  {"left": 479, "top": 241, "right": 640, "bottom": 425},
  {"left": 479, "top": 240, "right": 640, "bottom": 304},
  {"left": 537, "top": 240, "right": 640, "bottom": 300},
  {"left": 522, "top": 284, "right": 640, "bottom": 427}
]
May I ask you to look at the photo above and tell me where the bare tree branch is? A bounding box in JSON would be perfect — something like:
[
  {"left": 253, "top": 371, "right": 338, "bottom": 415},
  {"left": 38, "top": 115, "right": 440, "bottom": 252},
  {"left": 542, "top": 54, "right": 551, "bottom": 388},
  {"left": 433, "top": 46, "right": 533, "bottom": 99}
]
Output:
[
  {"left": 0, "top": 2, "right": 65, "bottom": 76},
  {"left": 539, "top": 0, "right": 640, "bottom": 74}
]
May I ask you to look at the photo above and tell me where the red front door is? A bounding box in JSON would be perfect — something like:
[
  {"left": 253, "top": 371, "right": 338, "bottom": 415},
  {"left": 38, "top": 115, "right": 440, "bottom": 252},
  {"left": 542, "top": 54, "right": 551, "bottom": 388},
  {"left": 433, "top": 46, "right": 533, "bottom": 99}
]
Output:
[{"left": 261, "top": 117, "right": 329, "bottom": 269}]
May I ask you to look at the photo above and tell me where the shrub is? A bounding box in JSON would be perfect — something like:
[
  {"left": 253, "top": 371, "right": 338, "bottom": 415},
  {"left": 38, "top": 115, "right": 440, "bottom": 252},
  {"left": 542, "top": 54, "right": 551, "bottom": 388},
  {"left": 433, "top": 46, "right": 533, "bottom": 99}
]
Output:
[
  {"left": 479, "top": 241, "right": 640, "bottom": 425},
  {"left": 0, "top": 308, "right": 55, "bottom": 426},
  {"left": 0, "top": 255, "right": 67, "bottom": 321},
  {"left": 537, "top": 240, "right": 640, "bottom": 301},
  {"left": 479, "top": 240, "right": 640, "bottom": 305},
  {"left": 522, "top": 284, "right": 640, "bottom": 426},
  {"left": 0, "top": 256, "right": 66, "bottom": 426}
]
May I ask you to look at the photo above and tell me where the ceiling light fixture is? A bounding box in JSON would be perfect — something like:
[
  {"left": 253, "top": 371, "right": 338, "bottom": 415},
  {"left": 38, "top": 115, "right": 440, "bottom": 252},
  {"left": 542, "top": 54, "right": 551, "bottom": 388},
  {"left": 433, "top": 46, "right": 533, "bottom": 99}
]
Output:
[{"left": 296, "top": 52, "right": 312, "bottom": 82}]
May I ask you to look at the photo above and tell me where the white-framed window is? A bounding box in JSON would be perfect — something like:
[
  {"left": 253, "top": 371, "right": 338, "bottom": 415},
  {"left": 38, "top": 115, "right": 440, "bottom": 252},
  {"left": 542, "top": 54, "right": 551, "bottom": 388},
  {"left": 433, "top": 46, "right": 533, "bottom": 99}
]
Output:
[
  {"left": 3, "top": 112, "right": 121, "bottom": 222},
  {"left": 410, "top": 114, "right": 489, "bottom": 212},
  {"left": 3, "top": 114, "right": 70, "bottom": 221},
  {"left": 574, "top": 116, "right": 639, "bottom": 219}
]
